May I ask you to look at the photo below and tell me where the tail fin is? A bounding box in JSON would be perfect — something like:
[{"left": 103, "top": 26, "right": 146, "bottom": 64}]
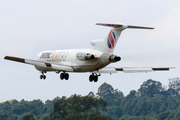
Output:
[{"left": 92, "top": 23, "right": 154, "bottom": 54}]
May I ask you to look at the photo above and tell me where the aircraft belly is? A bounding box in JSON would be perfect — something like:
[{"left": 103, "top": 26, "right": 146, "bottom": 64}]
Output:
[
  {"left": 72, "top": 53, "right": 111, "bottom": 72},
  {"left": 34, "top": 65, "right": 55, "bottom": 71},
  {"left": 72, "top": 63, "right": 108, "bottom": 72},
  {"left": 72, "top": 66, "right": 99, "bottom": 72}
]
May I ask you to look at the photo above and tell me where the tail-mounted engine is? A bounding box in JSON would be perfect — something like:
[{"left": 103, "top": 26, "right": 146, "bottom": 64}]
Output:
[
  {"left": 76, "top": 52, "right": 95, "bottom": 60},
  {"left": 109, "top": 55, "right": 121, "bottom": 62}
]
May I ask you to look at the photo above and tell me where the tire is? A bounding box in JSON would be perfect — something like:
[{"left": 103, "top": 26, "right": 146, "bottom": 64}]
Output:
[
  {"left": 60, "top": 73, "right": 64, "bottom": 80},
  {"left": 94, "top": 76, "right": 98, "bottom": 82},
  {"left": 89, "top": 75, "right": 94, "bottom": 82},
  {"left": 40, "top": 75, "right": 43, "bottom": 79},
  {"left": 43, "top": 75, "right": 46, "bottom": 79},
  {"left": 64, "top": 73, "right": 69, "bottom": 80}
]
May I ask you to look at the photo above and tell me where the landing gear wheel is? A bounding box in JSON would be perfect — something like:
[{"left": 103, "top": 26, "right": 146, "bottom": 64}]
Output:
[
  {"left": 40, "top": 71, "right": 46, "bottom": 80},
  {"left": 40, "top": 75, "right": 43, "bottom": 79},
  {"left": 94, "top": 76, "right": 98, "bottom": 82},
  {"left": 64, "top": 73, "right": 69, "bottom": 80},
  {"left": 89, "top": 73, "right": 99, "bottom": 82},
  {"left": 60, "top": 73, "right": 64, "bottom": 80},
  {"left": 89, "top": 75, "right": 94, "bottom": 82},
  {"left": 43, "top": 75, "right": 46, "bottom": 79},
  {"left": 40, "top": 75, "right": 46, "bottom": 80}
]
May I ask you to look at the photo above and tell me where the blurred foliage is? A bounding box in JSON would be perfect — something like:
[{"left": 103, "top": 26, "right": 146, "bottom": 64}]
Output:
[
  {"left": 46, "top": 94, "right": 113, "bottom": 120},
  {"left": 1, "top": 78, "right": 180, "bottom": 120},
  {"left": 0, "top": 97, "right": 59, "bottom": 120},
  {"left": 21, "top": 114, "right": 35, "bottom": 120}
]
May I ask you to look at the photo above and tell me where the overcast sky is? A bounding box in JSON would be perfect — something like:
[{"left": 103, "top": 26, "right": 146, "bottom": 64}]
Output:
[{"left": 0, "top": 0, "right": 180, "bottom": 102}]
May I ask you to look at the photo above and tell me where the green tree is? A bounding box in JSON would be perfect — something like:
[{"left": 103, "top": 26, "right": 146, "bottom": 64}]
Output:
[
  {"left": 0, "top": 113, "right": 8, "bottom": 120},
  {"left": 127, "top": 90, "right": 136, "bottom": 98},
  {"left": 44, "top": 96, "right": 60, "bottom": 114},
  {"left": 138, "top": 79, "right": 164, "bottom": 97},
  {"left": 11, "top": 100, "right": 28, "bottom": 115},
  {"left": 63, "top": 109, "right": 113, "bottom": 120},
  {"left": 88, "top": 91, "right": 95, "bottom": 97},
  {"left": 96, "top": 82, "right": 115, "bottom": 98},
  {"left": 96, "top": 82, "right": 123, "bottom": 106},
  {"left": 161, "top": 88, "right": 178, "bottom": 97},
  {"left": 120, "top": 114, "right": 140, "bottom": 120},
  {"left": 49, "top": 94, "right": 111, "bottom": 120},
  {"left": 169, "top": 77, "right": 180, "bottom": 93},
  {"left": 21, "top": 114, "right": 35, "bottom": 120},
  {"left": 107, "top": 106, "right": 123, "bottom": 119}
]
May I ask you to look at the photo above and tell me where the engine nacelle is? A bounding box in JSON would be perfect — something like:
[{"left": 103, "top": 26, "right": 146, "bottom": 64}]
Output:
[
  {"left": 109, "top": 55, "right": 121, "bottom": 62},
  {"left": 76, "top": 52, "right": 95, "bottom": 60}
]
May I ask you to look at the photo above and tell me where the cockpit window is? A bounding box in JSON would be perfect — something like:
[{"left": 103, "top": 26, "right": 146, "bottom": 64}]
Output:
[{"left": 40, "top": 52, "right": 52, "bottom": 59}]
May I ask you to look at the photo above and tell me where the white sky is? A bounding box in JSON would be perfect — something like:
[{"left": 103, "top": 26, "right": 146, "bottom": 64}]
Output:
[{"left": 0, "top": 0, "right": 180, "bottom": 102}]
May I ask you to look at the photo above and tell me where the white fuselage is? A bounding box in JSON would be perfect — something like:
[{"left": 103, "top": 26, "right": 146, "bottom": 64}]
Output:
[{"left": 35, "top": 49, "right": 112, "bottom": 72}]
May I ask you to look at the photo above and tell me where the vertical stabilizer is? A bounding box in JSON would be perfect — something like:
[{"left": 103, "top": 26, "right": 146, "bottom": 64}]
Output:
[{"left": 92, "top": 23, "right": 154, "bottom": 54}]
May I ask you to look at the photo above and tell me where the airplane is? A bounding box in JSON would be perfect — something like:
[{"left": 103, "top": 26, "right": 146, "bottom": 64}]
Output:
[{"left": 4, "top": 23, "right": 174, "bottom": 82}]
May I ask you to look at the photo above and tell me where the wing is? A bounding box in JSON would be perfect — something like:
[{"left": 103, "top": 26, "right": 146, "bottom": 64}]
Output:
[
  {"left": 93, "top": 67, "right": 174, "bottom": 73},
  {"left": 4, "top": 56, "right": 73, "bottom": 72}
]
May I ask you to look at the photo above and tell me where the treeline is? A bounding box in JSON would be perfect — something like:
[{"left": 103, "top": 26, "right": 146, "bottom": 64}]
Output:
[
  {"left": 0, "top": 95, "right": 112, "bottom": 120},
  {"left": 0, "top": 97, "right": 58, "bottom": 120},
  {"left": 119, "top": 109, "right": 180, "bottom": 120},
  {"left": 1, "top": 78, "right": 180, "bottom": 120},
  {"left": 94, "top": 78, "right": 180, "bottom": 120}
]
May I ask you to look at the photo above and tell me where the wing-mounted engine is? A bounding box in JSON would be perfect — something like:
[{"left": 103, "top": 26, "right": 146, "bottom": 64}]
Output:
[{"left": 76, "top": 52, "right": 97, "bottom": 60}]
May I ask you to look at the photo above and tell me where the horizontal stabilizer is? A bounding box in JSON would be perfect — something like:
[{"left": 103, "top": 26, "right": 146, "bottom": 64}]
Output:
[
  {"left": 127, "top": 25, "right": 154, "bottom": 29},
  {"left": 96, "top": 23, "right": 154, "bottom": 29}
]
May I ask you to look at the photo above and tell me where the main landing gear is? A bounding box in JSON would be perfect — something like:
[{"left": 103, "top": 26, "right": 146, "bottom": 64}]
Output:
[
  {"left": 40, "top": 72, "right": 46, "bottom": 80},
  {"left": 40, "top": 71, "right": 99, "bottom": 82},
  {"left": 89, "top": 73, "right": 100, "bottom": 82},
  {"left": 60, "top": 72, "right": 69, "bottom": 80}
]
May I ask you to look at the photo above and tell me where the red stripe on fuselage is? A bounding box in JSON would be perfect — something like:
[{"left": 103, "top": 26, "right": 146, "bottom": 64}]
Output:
[{"left": 109, "top": 30, "right": 114, "bottom": 48}]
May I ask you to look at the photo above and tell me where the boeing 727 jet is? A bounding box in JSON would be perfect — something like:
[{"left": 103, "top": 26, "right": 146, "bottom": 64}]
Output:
[{"left": 4, "top": 23, "right": 173, "bottom": 82}]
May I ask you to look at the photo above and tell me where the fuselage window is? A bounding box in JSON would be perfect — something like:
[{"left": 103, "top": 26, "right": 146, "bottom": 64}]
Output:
[{"left": 40, "top": 52, "right": 52, "bottom": 59}]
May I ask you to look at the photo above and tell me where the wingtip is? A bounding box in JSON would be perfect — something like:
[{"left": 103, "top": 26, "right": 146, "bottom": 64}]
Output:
[
  {"left": 4, "top": 56, "right": 25, "bottom": 63},
  {"left": 4, "top": 56, "right": 10, "bottom": 59}
]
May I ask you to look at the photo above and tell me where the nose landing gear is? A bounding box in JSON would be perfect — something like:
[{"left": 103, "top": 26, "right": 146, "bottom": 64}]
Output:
[
  {"left": 60, "top": 72, "right": 69, "bottom": 80},
  {"left": 89, "top": 73, "right": 100, "bottom": 82},
  {"left": 40, "top": 72, "right": 46, "bottom": 80}
]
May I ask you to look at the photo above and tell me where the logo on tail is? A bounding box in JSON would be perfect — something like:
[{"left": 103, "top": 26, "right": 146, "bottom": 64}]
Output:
[{"left": 107, "top": 29, "right": 116, "bottom": 49}]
